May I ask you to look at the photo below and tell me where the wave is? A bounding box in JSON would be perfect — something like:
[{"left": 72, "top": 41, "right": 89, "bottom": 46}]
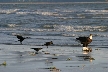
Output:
[
  {"left": 16, "top": 11, "right": 37, "bottom": 15},
  {"left": 57, "top": 17, "right": 85, "bottom": 19},
  {"left": 7, "top": 24, "right": 19, "bottom": 27},
  {"left": 36, "top": 11, "right": 60, "bottom": 16},
  {"left": 85, "top": 10, "right": 108, "bottom": 13},
  {"left": 0, "top": 25, "right": 107, "bottom": 33},
  {"left": 0, "top": 9, "right": 19, "bottom": 14},
  {"left": 90, "top": 16, "right": 108, "bottom": 19},
  {"left": 16, "top": 10, "right": 60, "bottom": 16},
  {"left": 1, "top": 8, "right": 108, "bottom": 20},
  {"left": 53, "top": 25, "right": 108, "bottom": 32}
]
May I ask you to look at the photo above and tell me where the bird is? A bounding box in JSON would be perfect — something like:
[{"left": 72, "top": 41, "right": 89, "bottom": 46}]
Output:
[
  {"left": 76, "top": 34, "right": 92, "bottom": 51},
  {"left": 43, "top": 41, "right": 53, "bottom": 48},
  {"left": 15, "top": 35, "right": 29, "bottom": 44},
  {"left": 31, "top": 48, "right": 43, "bottom": 54}
]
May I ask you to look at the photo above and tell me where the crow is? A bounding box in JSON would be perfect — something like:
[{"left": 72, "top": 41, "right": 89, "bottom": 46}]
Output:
[{"left": 15, "top": 35, "right": 29, "bottom": 44}]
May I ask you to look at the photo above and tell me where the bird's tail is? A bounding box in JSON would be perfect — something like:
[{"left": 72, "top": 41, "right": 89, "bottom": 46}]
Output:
[
  {"left": 42, "top": 44, "right": 46, "bottom": 46},
  {"left": 25, "top": 37, "right": 31, "bottom": 39},
  {"left": 75, "top": 38, "right": 80, "bottom": 42},
  {"left": 76, "top": 38, "right": 79, "bottom": 40}
]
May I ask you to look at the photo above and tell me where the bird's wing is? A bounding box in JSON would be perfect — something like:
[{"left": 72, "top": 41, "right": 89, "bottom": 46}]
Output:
[
  {"left": 45, "top": 42, "right": 49, "bottom": 44},
  {"left": 17, "top": 35, "right": 23, "bottom": 39},
  {"left": 77, "top": 37, "right": 89, "bottom": 42}
]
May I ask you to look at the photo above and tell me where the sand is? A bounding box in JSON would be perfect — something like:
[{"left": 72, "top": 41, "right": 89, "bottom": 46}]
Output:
[{"left": 0, "top": 44, "right": 108, "bottom": 72}]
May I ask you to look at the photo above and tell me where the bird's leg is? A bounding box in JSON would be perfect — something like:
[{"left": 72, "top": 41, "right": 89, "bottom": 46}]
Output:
[
  {"left": 83, "top": 43, "right": 86, "bottom": 47},
  {"left": 20, "top": 41, "right": 22, "bottom": 44},
  {"left": 83, "top": 43, "right": 88, "bottom": 50},
  {"left": 35, "top": 51, "right": 38, "bottom": 54}
]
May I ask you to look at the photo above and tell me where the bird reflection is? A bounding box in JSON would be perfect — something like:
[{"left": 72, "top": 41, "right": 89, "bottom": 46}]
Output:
[
  {"left": 45, "top": 60, "right": 53, "bottom": 66},
  {"left": 77, "top": 51, "right": 95, "bottom": 62},
  {"left": 31, "top": 48, "right": 43, "bottom": 54}
]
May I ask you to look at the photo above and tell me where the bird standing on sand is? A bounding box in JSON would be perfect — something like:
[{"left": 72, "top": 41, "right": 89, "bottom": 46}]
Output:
[
  {"left": 44, "top": 41, "right": 53, "bottom": 48},
  {"left": 15, "top": 35, "right": 28, "bottom": 44},
  {"left": 76, "top": 34, "right": 92, "bottom": 51}
]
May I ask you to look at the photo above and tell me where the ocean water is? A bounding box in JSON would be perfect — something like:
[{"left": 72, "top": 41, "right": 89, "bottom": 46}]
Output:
[{"left": 0, "top": 2, "right": 108, "bottom": 48}]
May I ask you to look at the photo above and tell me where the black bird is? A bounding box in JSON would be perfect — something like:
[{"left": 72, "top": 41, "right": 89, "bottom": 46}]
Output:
[
  {"left": 15, "top": 35, "right": 28, "bottom": 44},
  {"left": 31, "top": 48, "right": 43, "bottom": 54},
  {"left": 44, "top": 41, "right": 53, "bottom": 48},
  {"left": 76, "top": 34, "right": 92, "bottom": 51}
]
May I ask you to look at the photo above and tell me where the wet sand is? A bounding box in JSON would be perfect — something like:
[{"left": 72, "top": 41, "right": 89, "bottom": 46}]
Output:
[{"left": 0, "top": 44, "right": 108, "bottom": 72}]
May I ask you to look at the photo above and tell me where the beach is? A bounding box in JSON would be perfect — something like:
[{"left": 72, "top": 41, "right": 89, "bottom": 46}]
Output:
[
  {"left": 0, "top": 2, "right": 108, "bottom": 72},
  {"left": 0, "top": 44, "right": 108, "bottom": 72}
]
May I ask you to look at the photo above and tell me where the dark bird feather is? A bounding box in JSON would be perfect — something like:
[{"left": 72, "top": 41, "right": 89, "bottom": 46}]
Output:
[
  {"left": 44, "top": 41, "right": 53, "bottom": 48},
  {"left": 76, "top": 34, "right": 92, "bottom": 47},
  {"left": 15, "top": 35, "right": 27, "bottom": 44}
]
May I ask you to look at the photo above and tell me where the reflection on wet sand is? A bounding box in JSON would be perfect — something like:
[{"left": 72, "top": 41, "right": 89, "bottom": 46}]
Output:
[
  {"left": 0, "top": 45, "right": 98, "bottom": 72},
  {"left": 31, "top": 48, "right": 43, "bottom": 54},
  {"left": 76, "top": 48, "right": 95, "bottom": 62},
  {"left": 45, "top": 60, "right": 53, "bottom": 66}
]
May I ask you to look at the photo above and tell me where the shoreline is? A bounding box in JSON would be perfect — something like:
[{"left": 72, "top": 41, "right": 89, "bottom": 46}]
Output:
[{"left": 0, "top": 2, "right": 108, "bottom": 4}]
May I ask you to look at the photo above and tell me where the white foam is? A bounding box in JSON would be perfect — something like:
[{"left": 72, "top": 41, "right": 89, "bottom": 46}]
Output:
[
  {"left": 53, "top": 25, "right": 107, "bottom": 32},
  {"left": 0, "top": 9, "right": 19, "bottom": 14},
  {"left": 0, "top": 25, "right": 107, "bottom": 33},
  {"left": 16, "top": 12, "right": 36, "bottom": 15},
  {"left": 57, "top": 16, "right": 85, "bottom": 19},
  {"left": 85, "top": 10, "right": 108, "bottom": 13},
  {"left": 36, "top": 11, "right": 60, "bottom": 16},
  {"left": 8, "top": 24, "right": 18, "bottom": 27},
  {"left": 16, "top": 10, "right": 60, "bottom": 16}
]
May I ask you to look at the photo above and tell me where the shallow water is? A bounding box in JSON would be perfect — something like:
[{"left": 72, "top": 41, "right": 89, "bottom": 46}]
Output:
[
  {"left": 0, "top": 2, "right": 108, "bottom": 47},
  {"left": 0, "top": 2, "right": 108, "bottom": 72}
]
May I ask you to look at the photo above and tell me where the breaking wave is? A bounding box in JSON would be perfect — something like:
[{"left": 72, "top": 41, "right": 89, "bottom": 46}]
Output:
[
  {"left": 0, "top": 9, "right": 19, "bottom": 14},
  {"left": 0, "top": 25, "right": 107, "bottom": 32}
]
